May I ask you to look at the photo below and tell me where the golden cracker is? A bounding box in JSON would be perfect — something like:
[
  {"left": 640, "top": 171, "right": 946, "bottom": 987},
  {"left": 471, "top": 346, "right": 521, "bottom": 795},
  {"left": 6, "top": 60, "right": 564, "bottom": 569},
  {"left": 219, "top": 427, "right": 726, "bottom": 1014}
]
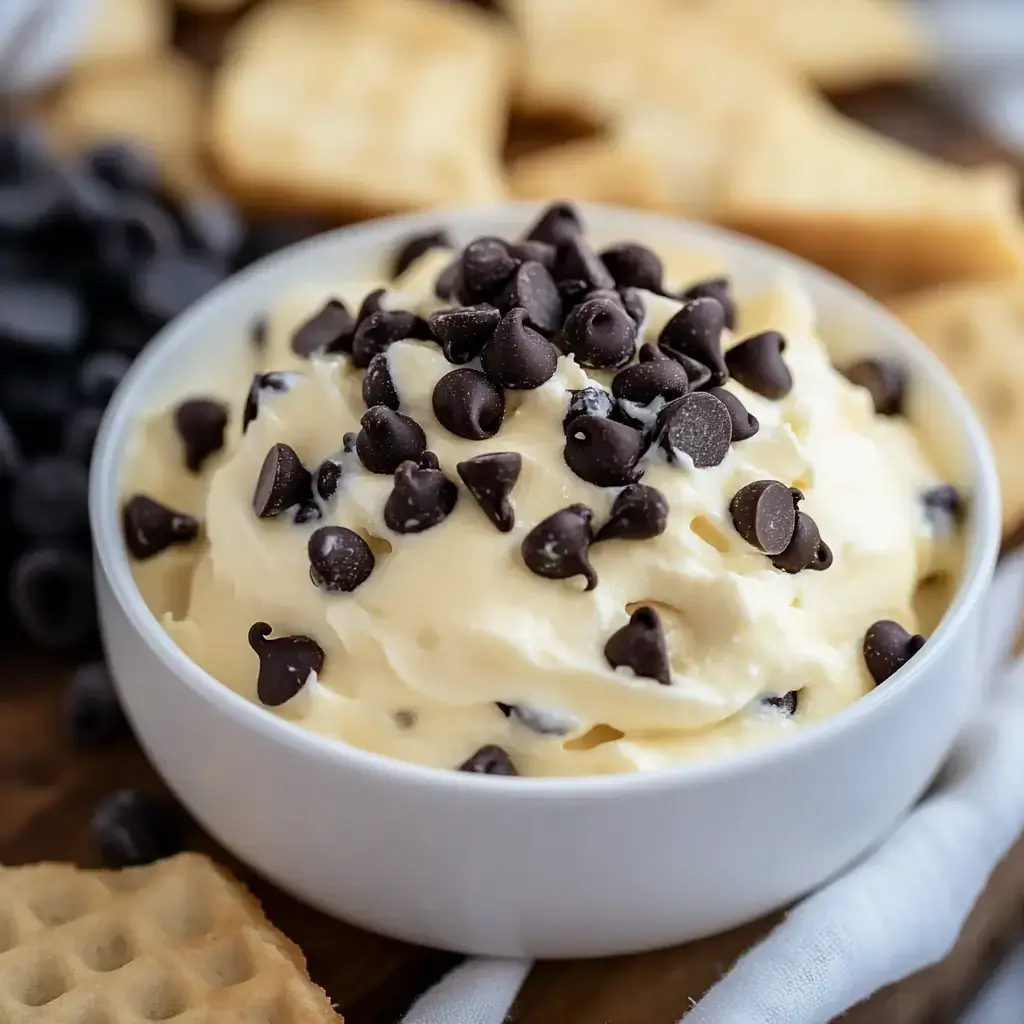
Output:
[{"left": 78, "top": 0, "right": 171, "bottom": 67}]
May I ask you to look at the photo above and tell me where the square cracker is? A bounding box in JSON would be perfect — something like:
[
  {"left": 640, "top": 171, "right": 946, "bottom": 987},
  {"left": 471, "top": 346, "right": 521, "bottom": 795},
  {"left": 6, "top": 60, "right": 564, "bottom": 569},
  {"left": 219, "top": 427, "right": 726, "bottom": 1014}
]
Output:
[
  {"left": 890, "top": 279, "right": 1024, "bottom": 534},
  {"left": 209, "top": 0, "right": 512, "bottom": 217},
  {"left": 0, "top": 853, "right": 340, "bottom": 1023}
]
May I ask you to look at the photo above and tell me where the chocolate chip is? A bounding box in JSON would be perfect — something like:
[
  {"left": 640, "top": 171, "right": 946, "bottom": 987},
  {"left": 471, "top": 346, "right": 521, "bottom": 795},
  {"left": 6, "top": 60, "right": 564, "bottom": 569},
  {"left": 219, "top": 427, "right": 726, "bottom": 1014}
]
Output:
[
  {"left": 658, "top": 298, "right": 727, "bottom": 386},
  {"left": 482, "top": 308, "right": 558, "bottom": 390},
  {"left": 391, "top": 228, "right": 451, "bottom": 277},
  {"left": 499, "top": 261, "right": 562, "bottom": 334},
  {"left": 293, "top": 501, "right": 322, "bottom": 525},
  {"left": 599, "top": 242, "right": 663, "bottom": 292},
  {"left": 363, "top": 352, "right": 399, "bottom": 410},
  {"left": 620, "top": 287, "right": 646, "bottom": 327},
  {"left": 763, "top": 691, "right": 798, "bottom": 715},
  {"left": 563, "top": 386, "right": 616, "bottom": 433},
  {"left": 356, "top": 406, "right": 427, "bottom": 474},
  {"left": 521, "top": 504, "right": 597, "bottom": 590},
  {"left": 662, "top": 349, "right": 713, "bottom": 391},
  {"left": 242, "top": 372, "right": 293, "bottom": 433},
  {"left": 291, "top": 299, "right": 355, "bottom": 357},
  {"left": 842, "top": 358, "right": 906, "bottom": 416},
  {"left": 658, "top": 391, "right": 732, "bottom": 468},
  {"left": 612, "top": 346, "right": 689, "bottom": 405},
  {"left": 557, "top": 278, "right": 591, "bottom": 309},
  {"left": 250, "top": 314, "right": 267, "bottom": 349},
  {"left": 509, "top": 239, "right": 557, "bottom": 270},
  {"left": 604, "top": 606, "right": 670, "bottom": 686},
  {"left": 459, "top": 237, "right": 519, "bottom": 303},
  {"left": 122, "top": 495, "right": 199, "bottom": 559},
  {"left": 922, "top": 484, "right": 965, "bottom": 527},
  {"left": 562, "top": 296, "right": 636, "bottom": 369},
  {"left": 247, "top": 622, "right": 324, "bottom": 706},
  {"left": 726, "top": 331, "right": 792, "bottom": 399},
  {"left": 343, "top": 432, "right": 357, "bottom": 452},
  {"left": 863, "top": 620, "right": 926, "bottom": 685},
  {"left": 432, "top": 368, "right": 505, "bottom": 440},
  {"left": 554, "top": 235, "right": 615, "bottom": 293},
  {"left": 357, "top": 287, "right": 386, "bottom": 323},
  {"left": 308, "top": 526, "right": 375, "bottom": 592},
  {"left": 681, "top": 276, "right": 736, "bottom": 330},
  {"left": 173, "top": 397, "right": 228, "bottom": 472},
  {"left": 729, "top": 480, "right": 800, "bottom": 556},
  {"left": 564, "top": 415, "right": 645, "bottom": 487},
  {"left": 351, "top": 309, "right": 428, "bottom": 369},
  {"left": 595, "top": 483, "right": 669, "bottom": 542},
  {"left": 91, "top": 790, "right": 183, "bottom": 868},
  {"left": 523, "top": 201, "right": 582, "bottom": 247},
  {"left": 770, "top": 512, "right": 833, "bottom": 573},
  {"left": 315, "top": 459, "right": 342, "bottom": 501},
  {"left": 427, "top": 303, "right": 501, "bottom": 365},
  {"left": 384, "top": 460, "right": 458, "bottom": 533},
  {"left": 707, "top": 387, "right": 759, "bottom": 442},
  {"left": 459, "top": 745, "right": 518, "bottom": 776},
  {"left": 253, "top": 443, "right": 312, "bottom": 517},
  {"left": 434, "top": 259, "right": 462, "bottom": 301},
  {"left": 457, "top": 451, "right": 521, "bottom": 532}
]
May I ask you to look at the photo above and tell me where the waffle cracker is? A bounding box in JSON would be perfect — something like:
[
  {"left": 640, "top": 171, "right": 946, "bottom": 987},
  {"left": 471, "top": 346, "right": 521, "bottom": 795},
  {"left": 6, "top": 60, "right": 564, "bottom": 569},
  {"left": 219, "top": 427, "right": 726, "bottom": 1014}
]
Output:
[
  {"left": 891, "top": 279, "right": 1024, "bottom": 534},
  {"left": 0, "top": 854, "right": 340, "bottom": 1023}
]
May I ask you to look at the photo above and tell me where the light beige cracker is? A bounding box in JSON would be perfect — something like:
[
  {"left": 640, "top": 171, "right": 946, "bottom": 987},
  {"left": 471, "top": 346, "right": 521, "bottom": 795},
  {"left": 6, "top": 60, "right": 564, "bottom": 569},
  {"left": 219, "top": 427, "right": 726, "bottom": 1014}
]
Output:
[
  {"left": 78, "top": 0, "right": 171, "bottom": 67},
  {"left": 0, "top": 853, "right": 340, "bottom": 1022},
  {"left": 209, "top": 0, "right": 512, "bottom": 217}
]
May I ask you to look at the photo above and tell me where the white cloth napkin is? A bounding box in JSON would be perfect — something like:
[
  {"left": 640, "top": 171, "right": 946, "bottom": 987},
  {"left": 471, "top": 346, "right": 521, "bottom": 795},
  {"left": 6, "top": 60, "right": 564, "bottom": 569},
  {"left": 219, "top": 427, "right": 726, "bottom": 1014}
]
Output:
[{"left": 402, "top": 550, "right": 1024, "bottom": 1024}]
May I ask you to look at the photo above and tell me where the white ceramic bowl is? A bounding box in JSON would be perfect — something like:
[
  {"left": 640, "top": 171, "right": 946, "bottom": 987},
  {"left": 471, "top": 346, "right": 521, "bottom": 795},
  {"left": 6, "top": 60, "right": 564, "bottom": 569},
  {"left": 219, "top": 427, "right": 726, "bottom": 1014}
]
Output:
[{"left": 90, "top": 203, "right": 1001, "bottom": 959}]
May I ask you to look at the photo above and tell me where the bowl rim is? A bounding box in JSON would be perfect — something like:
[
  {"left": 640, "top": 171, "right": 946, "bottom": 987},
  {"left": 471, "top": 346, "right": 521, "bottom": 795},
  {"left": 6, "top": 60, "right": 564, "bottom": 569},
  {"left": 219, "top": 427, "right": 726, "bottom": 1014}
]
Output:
[{"left": 90, "top": 200, "right": 1002, "bottom": 797}]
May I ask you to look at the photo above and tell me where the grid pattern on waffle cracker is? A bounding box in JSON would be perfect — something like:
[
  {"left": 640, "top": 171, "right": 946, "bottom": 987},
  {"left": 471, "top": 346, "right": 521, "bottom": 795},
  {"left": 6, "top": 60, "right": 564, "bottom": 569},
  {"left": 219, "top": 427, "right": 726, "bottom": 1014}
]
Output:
[{"left": 0, "top": 854, "right": 340, "bottom": 1023}]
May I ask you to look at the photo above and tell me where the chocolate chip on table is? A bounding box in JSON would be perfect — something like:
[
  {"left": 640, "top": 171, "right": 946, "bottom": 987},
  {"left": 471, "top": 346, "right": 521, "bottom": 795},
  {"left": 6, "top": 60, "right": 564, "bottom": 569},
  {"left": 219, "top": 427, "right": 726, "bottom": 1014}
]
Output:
[
  {"left": 356, "top": 406, "right": 427, "bottom": 474},
  {"left": 178, "top": 194, "right": 245, "bottom": 261},
  {"left": 457, "top": 451, "right": 522, "bottom": 532},
  {"left": 357, "top": 287, "right": 387, "bottom": 323},
  {"left": 363, "top": 352, "right": 400, "bottom": 410},
  {"left": 842, "top": 357, "right": 907, "bottom": 416},
  {"left": 499, "top": 260, "right": 563, "bottom": 334},
  {"left": 922, "top": 483, "right": 965, "bottom": 526},
  {"left": 391, "top": 228, "right": 452, "bottom": 278},
  {"left": 65, "top": 661, "right": 127, "bottom": 748},
  {"left": 11, "top": 455, "right": 89, "bottom": 540},
  {"left": 681, "top": 276, "right": 737, "bottom": 330},
  {"left": 595, "top": 483, "right": 669, "bottom": 542},
  {"left": 481, "top": 308, "right": 558, "bottom": 390},
  {"left": 604, "top": 606, "right": 671, "bottom": 686},
  {"left": 729, "top": 480, "right": 800, "bottom": 556},
  {"left": 459, "top": 745, "right": 518, "bottom": 776},
  {"left": 658, "top": 297, "right": 728, "bottom": 387},
  {"left": 308, "top": 526, "right": 375, "bottom": 592},
  {"left": 315, "top": 459, "right": 343, "bottom": 501},
  {"left": 427, "top": 303, "right": 501, "bottom": 364},
  {"left": 562, "top": 296, "right": 637, "bottom": 369},
  {"left": 509, "top": 238, "right": 557, "bottom": 270},
  {"left": 77, "top": 350, "right": 130, "bottom": 406},
  {"left": 564, "top": 415, "right": 646, "bottom": 487},
  {"left": 351, "top": 309, "right": 429, "bottom": 369},
  {"left": 291, "top": 298, "right": 355, "bottom": 357},
  {"left": 707, "top": 387, "right": 759, "bottom": 442},
  {"left": 384, "top": 459, "right": 458, "bottom": 534},
  {"left": 131, "top": 253, "right": 223, "bottom": 325},
  {"left": 725, "top": 331, "right": 792, "bottom": 399},
  {"left": 522, "top": 201, "right": 583, "bottom": 247},
  {"left": 9, "top": 547, "right": 96, "bottom": 649},
  {"left": 863, "top": 620, "right": 926, "bottom": 685},
  {"left": 600, "top": 242, "right": 663, "bottom": 293},
  {"left": 85, "top": 140, "right": 159, "bottom": 194},
  {"left": 242, "top": 372, "right": 293, "bottom": 433},
  {"left": 0, "top": 280, "right": 84, "bottom": 355},
  {"left": 248, "top": 621, "right": 324, "bottom": 706},
  {"left": 122, "top": 495, "right": 199, "bottom": 559},
  {"left": 563, "top": 386, "right": 617, "bottom": 433},
  {"left": 459, "top": 237, "right": 519, "bottom": 303},
  {"left": 97, "top": 198, "right": 178, "bottom": 277},
  {"left": 763, "top": 691, "right": 798, "bottom": 715},
  {"left": 62, "top": 407, "right": 104, "bottom": 464},
  {"left": 432, "top": 368, "right": 505, "bottom": 440},
  {"left": 771, "top": 512, "right": 833, "bottom": 573},
  {"left": 658, "top": 391, "right": 733, "bottom": 469},
  {"left": 91, "top": 790, "right": 184, "bottom": 868},
  {"left": 521, "top": 504, "right": 597, "bottom": 590},
  {"left": 174, "top": 397, "right": 228, "bottom": 473},
  {"left": 253, "top": 443, "right": 312, "bottom": 517},
  {"left": 612, "top": 345, "right": 690, "bottom": 405}
]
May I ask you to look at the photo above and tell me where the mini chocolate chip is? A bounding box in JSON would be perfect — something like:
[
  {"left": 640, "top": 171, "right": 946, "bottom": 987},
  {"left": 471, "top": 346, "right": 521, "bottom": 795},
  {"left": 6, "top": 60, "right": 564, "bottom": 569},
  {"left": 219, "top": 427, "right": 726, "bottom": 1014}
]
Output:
[
  {"left": 563, "top": 386, "right": 616, "bottom": 433},
  {"left": 459, "top": 745, "right": 518, "bottom": 775},
  {"left": 707, "top": 387, "right": 759, "bottom": 442},
  {"left": 253, "top": 443, "right": 312, "bottom": 517},
  {"left": 250, "top": 314, "right": 267, "bottom": 349},
  {"left": 612, "top": 350, "right": 689, "bottom": 405},
  {"left": 384, "top": 460, "right": 458, "bottom": 533},
  {"left": 763, "top": 691, "right": 798, "bottom": 715},
  {"left": 659, "top": 298, "right": 727, "bottom": 386},
  {"left": 729, "top": 480, "right": 800, "bottom": 556},
  {"left": 427, "top": 304, "right": 501, "bottom": 364},
  {"left": 391, "top": 228, "right": 451, "bottom": 278},
  {"left": 681, "top": 276, "right": 736, "bottom": 330},
  {"left": 863, "top": 620, "right": 926, "bottom": 685},
  {"left": 843, "top": 358, "right": 907, "bottom": 416},
  {"left": 521, "top": 504, "right": 597, "bottom": 590},
  {"left": 247, "top": 622, "right": 323, "bottom": 706},
  {"left": 726, "top": 331, "right": 792, "bottom": 399},
  {"left": 658, "top": 391, "right": 732, "bottom": 468},
  {"left": 523, "top": 201, "right": 583, "bottom": 247},
  {"left": 291, "top": 298, "right": 355, "bottom": 357},
  {"left": 434, "top": 258, "right": 462, "bottom": 301},
  {"left": 922, "top": 484, "right": 965, "bottom": 526},
  {"left": 481, "top": 308, "right": 558, "bottom": 390},
  {"left": 457, "top": 451, "right": 522, "bottom": 532},
  {"left": 351, "top": 309, "right": 429, "bottom": 369},
  {"left": 357, "top": 287, "right": 386, "bottom": 323},
  {"left": 315, "top": 459, "right": 342, "bottom": 501},
  {"left": 620, "top": 287, "right": 646, "bottom": 327},
  {"left": 771, "top": 511, "right": 833, "bottom": 573},
  {"left": 499, "top": 261, "right": 562, "bottom": 334},
  {"left": 242, "top": 372, "right": 293, "bottom": 433},
  {"left": 363, "top": 352, "right": 399, "bottom": 409},
  {"left": 554, "top": 235, "right": 615, "bottom": 292},
  {"left": 562, "top": 297, "right": 636, "bottom": 369},
  {"left": 356, "top": 406, "right": 427, "bottom": 474},
  {"left": 174, "top": 397, "right": 228, "bottom": 472},
  {"left": 308, "top": 526, "right": 375, "bottom": 592},
  {"left": 595, "top": 483, "right": 669, "bottom": 542},
  {"left": 600, "top": 242, "right": 663, "bottom": 292},
  {"left": 509, "top": 239, "right": 556, "bottom": 270},
  {"left": 564, "top": 415, "right": 645, "bottom": 487},
  {"left": 604, "top": 606, "right": 670, "bottom": 686},
  {"left": 459, "top": 237, "right": 519, "bottom": 303},
  {"left": 343, "top": 432, "right": 357, "bottom": 452},
  {"left": 293, "top": 501, "right": 322, "bottom": 525},
  {"left": 122, "top": 495, "right": 198, "bottom": 559},
  {"left": 432, "top": 368, "right": 505, "bottom": 440}
]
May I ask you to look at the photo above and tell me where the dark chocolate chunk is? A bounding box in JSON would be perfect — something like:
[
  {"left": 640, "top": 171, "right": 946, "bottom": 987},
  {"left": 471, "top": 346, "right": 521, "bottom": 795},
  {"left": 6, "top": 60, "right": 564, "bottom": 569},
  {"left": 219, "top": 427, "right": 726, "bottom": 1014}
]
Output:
[
  {"left": 681, "top": 276, "right": 736, "bottom": 330},
  {"left": 595, "top": 483, "right": 669, "bottom": 542},
  {"left": 459, "top": 745, "right": 518, "bottom": 776},
  {"left": 726, "top": 331, "right": 792, "bottom": 399},
  {"left": 357, "top": 287, "right": 386, "bottom": 323},
  {"left": 459, "top": 237, "right": 519, "bottom": 303},
  {"left": 9, "top": 547, "right": 96, "bottom": 650},
  {"left": 122, "top": 495, "right": 198, "bottom": 559},
  {"left": 612, "top": 345, "right": 689, "bottom": 405},
  {"left": 564, "top": 415, "right": 646, "bottom": 487},
  {"left": 509, "top": 239, "right": 557, "bottom": 270},
  {"left": 91, "top": 790, "right": 183, "bottom": 868},
  {"left": 174, "top": 397, "right": 228, "bottom": 472},
  {"left": 356, "top": 406, "right": 427, "bottom": 474},
  {"left": 522, "top": 201, "right": 583, "bottom": 247},
  {"left": 242, "top": 371, "right": 293, "bottom": 433},
  {"left": 563, "top": 386, "right": 616, "bottom": 433},
  {"left": 351, "top": 309, "right": 428, "bottom": 369},
  {"left": 65, "top": 661, "right": 127, "bottom": 748},
  {"left": 763, "top": 691, "right": 798, "bottom": 715},
  {"left": 658, "top": 297, "right": 727, "bottom": 386},
  {"left": 291, "top": 298, "right": 354, "bottom": 357},
  {"left": 604, "top": 606, "right": 671, "bottom": 686},
  {"left": 922, "top": 484, "right": 965, "bottom": 527},
  {"left": 771, "top": 512, "right": 833, "bottom": 574},
  {"left": 384, "top": 460, "right": 458, "bottom": 533},
  {"left": 315, "top": 459, "right": 343, "bottom": 501},
  {"left": 563, "top": 296, "right": 637, "bottom": 370},
  {"left": 308, "top": 526, "right": 375, "bottom": 592},
  {"left": 481, "top": 308, "right": 558, "bottom": 390},
  {"left": 554, "top": 234, "right": 615, "bottom": 292},
  {"left": 253, "top": 443, "right": 312, "bottom": 517},
  {"left": 457, "top": 451, "right": 522, "bottom": 532},
  {"left": 427, "top": 303, "right": 501, "bottom": 364},
  {"left": 863, "top": 620, "right": 926, "bottom": 685},
  {"left": 499, "top": 261, "right": 562, "bottom": 334},
  {"left": 658, "top": 391, "right": 732, "bottom": 468},
  {"left": 729, "top": 480, "right": 800, "bottom": 556},
  {"left": 707, "top": 387, "right": 759, "bottom": 442},
  {"left": 392, "top": 228, "right": 451, "bottom": 278},
  {"left": 521, "top": 504, "right": 597, "bottom": 590},
  {"left": 842, "top": 358, "right": 907, "bottom": 416},
  {"left": 432, "top": 368, "right": 505, "bottom": 440},
  {"left": 363, "top": 352, "right": 400, "bottom": 410},
  {"left": 248, "top": 621, "right": 324, "bottom": 706},
  {"left": 599, "top": 242, "right": 663, "bottom": 292}
]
